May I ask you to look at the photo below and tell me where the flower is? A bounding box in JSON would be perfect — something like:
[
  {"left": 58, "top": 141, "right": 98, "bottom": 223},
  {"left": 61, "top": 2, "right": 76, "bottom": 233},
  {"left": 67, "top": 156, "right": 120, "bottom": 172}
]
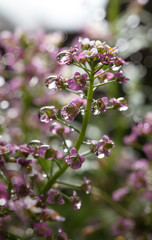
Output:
[
  {"left": 57, "top": 228, "right": 68, "bottom": 240},
  {"left": 143, "top": 142, "right": 152, "bottom": 159},
  {"left": 45, "top": 74, "right": 65, "bottom": 91},
  {"left": 114, "top": 56, "right": 128, "bottom": 66},
  {"left": 98, "top": 54, "right": 114, "bottom": 65},
  {"left": 112, "top": 187, "right": 129, "bottom": 202},
  {"left": 61, "top": 102, "right": 79, "bottom": 122},
  {"left": 68, "top": 72, "right": 87, "bottom": 91},
  {"left": 115, "top": 72, "right": 129, "bottom": 84},
  {"left": 47, "top": 189, "right": 65, "bottom": 205},
  {"left": 111, "top": 218, "right": 135, "bottom": 236},
  {"left": 82, "top": 177, "right": 92, "bottom": 194},
  {"left": 70, "top": 191, "right": 82, "bottom": 210},
  {"left": 64, "top": 148, "right": 85, "bottom": 169},
  {"left": 110, "top": 97, "right": 128, "bottom": 111},
  {"left": 38, "top": 106, "right": 58, "bottom": 123},
  {"left": 90, "top": 97, "right": 109, "bottom": 115},
  {"left": 96, "top": 70, "right": 114, "bottom": 83},
  {"left": 83, "top": 48, "right": 98, "bottom": 59},
  {"left": 34, "top": 222, "right": 52, "bottom": 237},
  {"left": 94, "top": 135, "right": 115, "bottom": 158},
  {"left": 50, "top": 123, "right": 71, "bottom": 136}
]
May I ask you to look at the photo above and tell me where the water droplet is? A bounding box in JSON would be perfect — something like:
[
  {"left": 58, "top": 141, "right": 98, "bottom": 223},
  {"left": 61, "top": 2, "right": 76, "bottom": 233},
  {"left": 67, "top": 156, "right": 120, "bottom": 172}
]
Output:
[
  {"left": 80, "top": 108, "right": 85, "bottom": 116},
  {"left": 75, "top": 201, "right": 81, "bottom": 210},
  {"left": 38, "top": 106, "right": 58, "bottom": 123},
  {"left": 0, "top": 198, "right": 6, "bottom": 206},
  {"left": 45, "top": 75, "right": 58, "bottom": 91},
  {"left": 63, "top": 148, "right": 68, "bottom": 153},
  {"left": 27, "top": 140, "right": 42, "bottom": 149},
  {"left": 43, "top": 173, "right": 47, "bottom": 178},
  {"left": 117, "top": 98, "right": 128, "bottom": 111},
  {"left": 26, "top": 228, "right": 33, "bottom": 237},
  {"left": 90, "top": 101, "right": 100, "bottom": 115},
  {"left": 56, "top": 51, "right": 72, "bottom": 65}
]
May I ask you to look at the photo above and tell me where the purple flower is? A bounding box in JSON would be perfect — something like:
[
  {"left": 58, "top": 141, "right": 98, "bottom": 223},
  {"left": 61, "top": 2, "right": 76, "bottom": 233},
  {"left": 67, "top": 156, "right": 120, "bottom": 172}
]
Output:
[
  {"left": 94, "top": 135, "right": 115, "bottom": 158},
  {"left": 145, "top": 190, "right": 152, "bottom": 201},
  {"left": 47, "top": 189, "right": 65, "bottom": 205},
  {"left": 64, "top": 148, "right": 85, "bottom": 169},
  {"left": 50, "top": 123, "right": 71, "bottom": 136},
  {"left": 128, "top": 171, "right": 147, "bottom": 189},
  {"left": 57, "top": 228, "right": 68, "bottom": 240},
  {"left": 96, "top": 70, "right": 114, "bottom": 83},
  {"left": 75, "top": 52, "right": 86, "bottom": 64},
  {"left": 91, "top": 97, "right": 109, "bottom": 115},
  {"left": 56, "top": 51, "right": 74, "bottom": 65},
  {"left": 132, "top": 159, "right": 149, "bottom": 171},
  {"left": 17, "top": 157, "right": 32, "bottom": 167},
  {"left": 68, "top": 72, "right": 87, "bottom": 91},
  {"left": 111, "top": 217, "right": 135, "bottom": 236},
  {"left": 112, "top": 187, "right": 129, "bottom": 202},
  {"left": 123, "top": 133, "right": 137, "bottom": 146},
  {"left": 13, "top": 177, "right": 32, "bottom": 197},
  {"left": 45, "top": 74, "right": 65, "bottom": 91},
  {"left": 143, "top": 142, "right": 152, "bottom": 159},
  {"left": 38, "top": 105, "right": 58, "bottom": 123},
  {"left": 34, "top": 222, "right": 52, "bottom": 237},
  {"left": 82, "top": 177, "right": 92, "bottom": 194},
  {"left": 110, "top": 97, "right": 128, "bottom": 111},
  {"left": 37, "top": 145, "right": 63, "bottom": 160},
  {"left": 70, "top": 190, "right": 82, "bottom": 210},
  {"left": 114, "top": 56, "right": 128, "bottom": 66},
  {"left": 98, "top": 54, "right": 114, "bottom": 65},
  {"left": 56, "top": 46, "right": 78, "bottom": 65},
  {"left": 61, "top": 102, "right": 79, "bottom": 122},
  {"left": 115, "top": 72, "right": 129, "bottom": 84}
]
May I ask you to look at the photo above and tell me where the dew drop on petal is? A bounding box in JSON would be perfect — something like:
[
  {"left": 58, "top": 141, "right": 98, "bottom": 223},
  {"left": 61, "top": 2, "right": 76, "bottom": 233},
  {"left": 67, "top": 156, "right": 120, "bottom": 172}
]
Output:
[
  {"left": 38, "top": 106, "right": 58, "bottom": 123},
  {"left": 56, "top": 51, "right": 72, "bottom": 65},
  {"left": 27, "top": 140, "right": 42, "bottom": 149},
  {"left": 119, "top": 105, "right": 128, "bottom": 111},
  {"left": 0, "top": 198, "right": 6, "bottom": 206},
  {"left": 45, "top": 75, "right": 58, "bottom": 91},
  {"left": 90, "top": 101, "right": 100, "bottom": 115},
  {"left": 75, "top": 201, "right": 81, "bottom": 210}
]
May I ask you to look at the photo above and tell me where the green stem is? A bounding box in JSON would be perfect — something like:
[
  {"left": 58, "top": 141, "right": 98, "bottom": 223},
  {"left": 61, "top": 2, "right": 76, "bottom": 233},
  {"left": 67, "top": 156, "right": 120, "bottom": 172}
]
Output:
[
  {"left": 93, "top": 80, "right": 116, "bottom": 90},
  {"left": 92, "top": 187, "right": 132, "bottom": 218},
  {"left": 56, "top": 117, "right": 80, "bottom": 134},
  {"left": 41, "top": 66, "right": 95, "bottom": 193},
  {"left": 74, "top": 69, "right": 94, "bottom": 150},
  {"left": 56, "top": 181, "right": 81, "bottom": 190}
]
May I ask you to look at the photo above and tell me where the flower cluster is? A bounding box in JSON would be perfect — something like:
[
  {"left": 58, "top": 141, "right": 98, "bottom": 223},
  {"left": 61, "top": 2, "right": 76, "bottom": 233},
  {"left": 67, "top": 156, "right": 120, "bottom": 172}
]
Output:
[{"left": 0, "top": 37, "right": 130, "bottom": 239}]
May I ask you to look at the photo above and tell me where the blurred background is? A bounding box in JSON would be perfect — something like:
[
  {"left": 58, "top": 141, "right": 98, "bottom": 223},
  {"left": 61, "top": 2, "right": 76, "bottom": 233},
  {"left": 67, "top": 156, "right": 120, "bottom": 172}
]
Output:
[{"left": 0, "top": 0, "right": 152, "bottom": 239}]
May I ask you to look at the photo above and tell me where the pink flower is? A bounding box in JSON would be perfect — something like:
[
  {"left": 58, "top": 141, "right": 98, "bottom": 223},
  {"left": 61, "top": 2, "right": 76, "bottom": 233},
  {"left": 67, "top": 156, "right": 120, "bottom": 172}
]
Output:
[
  {"left": 68, "top": 72, "right": 87, "bottom": 91},
  {"left": 47, "top": 189, "right": 65, "bottom": 205},
  {"left": 70, "top": 190, "right": 82, "bottom": 210},
  {"left": 61, "top": 102, "right": 79, "bottom": 122},
  {"left": 34, "top": 222, "right": 52, "bottom": 237},
  {"left": 38, "top": 105, "right": 58, "bottom": 123},
  {"left": 64, "top": 148, "right": 85, "bottom": 169},
  {"left": 94, "top": 135, "right": 115, "bottom": 158},
  {"left": 115, "top": 72, "right": 129, "bottom": 84}
]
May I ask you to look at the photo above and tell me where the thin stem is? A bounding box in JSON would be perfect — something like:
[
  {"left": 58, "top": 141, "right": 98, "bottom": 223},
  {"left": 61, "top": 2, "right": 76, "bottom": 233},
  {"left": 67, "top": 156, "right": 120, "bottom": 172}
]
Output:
[
  {"left": 81, "top": 150, "right": 92, "bottom": 156},
  {"left": 93, "top": 80, "right": 117, "bottom": 90},
  {"left": 74, "top": 68, "right": 95, "bottom": 150},
  {"left": 56, "top": 181, "right": 81, "bottom": 190},
  {"left": 56, "top": 118, "right": 80, "bottom": 134},
  {"left": 41, "top": 66, "right": 95, "bottom": 193},
  {"left": 92, "top": 187, "right": 132, "bottom": 218},
  {"left": 65, "top": 88, "right": 87, "bottom": 99}
]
